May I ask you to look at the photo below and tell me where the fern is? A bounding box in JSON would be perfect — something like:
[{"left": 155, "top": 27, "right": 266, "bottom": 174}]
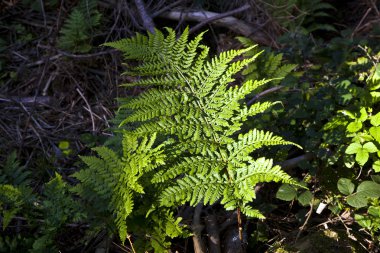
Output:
[
  {"left": 237, "top": 36, "right": 297, "bottom": 86},
  {"left": 99, "top": 27, "right": 300, "bottom": 237},
  {"left": 73, "top": 132, "right": 166, "bottom": 242},
  {"left": 0, "top": 152, "right": 33, "bottom": 230},
  {"left": 58, "top": 0, "right": 101, "bottom": 53},
  {"left": 0, "top": 151, "right": 31, "bottom": 186},
  {"left": 74, "top": 28, "right": 301, "bottom": 248}
]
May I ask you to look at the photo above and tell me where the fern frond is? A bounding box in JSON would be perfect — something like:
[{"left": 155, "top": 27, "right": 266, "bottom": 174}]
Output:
[
  {"left": 228, "top": 129, "right": 300, "bottom": 160},
  {"left": 160, "top": 174, "right": 227, "bottom": 206},
  {"left": 240, "top": 205, "right": 265, "bottom": 219},
  {"left": 151, "top": 155, "right": 224, "bottom": 183},
  {"left": 234, "top": 157, "right": 297, "bottom": 186}
]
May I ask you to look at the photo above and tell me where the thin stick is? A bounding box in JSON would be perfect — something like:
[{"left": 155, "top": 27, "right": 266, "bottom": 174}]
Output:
[
  {"left": 351, "top": 8, "right": 372, "bottom": 38},
  {"left": 295, "top": 200, "right": 313, "bottom": 243},
  {"left": 247, "top": 86, "right": 284, "bottom": 106},
  {"left": 152, "top": 0, "right": 187, "bottom": 18},
  {"left": 159, "top": 10, "right": 271, "bottom": 46},
  {"left": 76, "top": 88, "right": 96, "bottom": 132},
  {"left": 127, "top": 234, "right": 137, "bottom": 253}
]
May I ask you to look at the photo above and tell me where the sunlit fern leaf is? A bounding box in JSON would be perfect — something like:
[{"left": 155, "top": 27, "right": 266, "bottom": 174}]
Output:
[
  {"left": 74, "top": 133, "right": 165, "bottom": 243},
  {"left": 227, "top": 129, "right": 300, "bottom": 161},
  {"left": 160, "top": 173, "right": 227, "bottom": 207},
  {"left": 241, "top": 205, "right": 265, "bottom": 219},
  {"left": 151, "top": 155, "right": 224, "bottom": 183}
]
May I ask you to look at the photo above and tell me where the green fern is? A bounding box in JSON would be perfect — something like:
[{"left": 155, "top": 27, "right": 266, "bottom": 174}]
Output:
[
  {"left": 0, "top": 151, "right": 31, "bottom": 186},
  {"left": 73, "top": 132, "right": 167, "bottom": 242},
  {"left": 75, "top": 27, "right": 301, "bottom": 247},
  {"left": 104, "top": 27, "right": 299, "bottom": 226},
  {"left": 58, "top": 0, "right": 101, "bottom": 53},
  {"left": 237, "top": 37, "right": 297, "bottom": 85},
  {"left": 0, "top": 152, "right": 33, "bottom": 230}
]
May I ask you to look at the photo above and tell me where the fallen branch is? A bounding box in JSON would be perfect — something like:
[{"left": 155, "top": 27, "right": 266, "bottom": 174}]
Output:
[
  {"left": 134, "top": 0, "right": 155, "bottom": 33},
  {"left": 0, "top": 96, "right": 56, "bottom": 106},
  {"left": 188, "top": 4, "right": 251, "bottom": 34},
  {"left": 159, "top": 9, "right": 272, "bottom": 46},
  {"left": 247, "top": 86, "right": 284, "bottom": 106}
]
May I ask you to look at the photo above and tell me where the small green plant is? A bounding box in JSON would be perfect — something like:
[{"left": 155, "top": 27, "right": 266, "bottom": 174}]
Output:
[
  {"left": 237, "top": 37, "right": 297, "bottom": 86},
  {"left": 261, "top": 0, "right": 336, "bottom": 34},
  {"left": 58, "top": 0, "right": 101, "bottom": 53},
  {"left": 74, "top": 27, "right": 301, "bottom": 252},
  {"left": 0, "top": 153, "right": 84, "bottom": 251},
  {"left": 276, "top": 182, "right": 313, "bottom": 207},
  {"left": 323, "top": 49, "right": 380, "bottom": 171}
]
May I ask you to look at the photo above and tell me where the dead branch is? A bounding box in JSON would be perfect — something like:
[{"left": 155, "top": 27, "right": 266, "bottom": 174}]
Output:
[
  {"left": 134, "top": 0, "right": 155, "bottom": 33},
  {"left": 188, "top": 4, "right": 251, "bottom": 34},
  {"left": 247, "top": 86, "right": 284, "bottom": 106},
  {"left": 159, "top": 9, "right": 272, "bottom": 46}
]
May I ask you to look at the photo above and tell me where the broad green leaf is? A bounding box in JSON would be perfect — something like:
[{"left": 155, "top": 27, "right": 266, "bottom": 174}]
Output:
[
  {"left": 297, "top": 190, "right": 313, "bottom": 206},
  {"left": 276, "top": 184, "right": 297, "bottom": 201},
  {"left": 355, "top": 149, "right": 369, "bottom": 166},
  {"left": 363, "top": 142, "right": 378, "bottom": 153},
  {"left": 371, "top": 175, "right": 380, "bottom": 183},
  {"left": 347, "top": 121, "right": 362, "bottom": 133},
  {"left": 370, "top": 126, "right": 380, "bottom": 142},
  {"left": 337, "top": 178, "right": 355, "bottom": 195},
  {"left": 358, "top": 107, "right": 368, "bottom": 122},
  {"left": 370, "top": 91, "right": 380, "bottom": 99},
  {"left": 371, "top": 112, "right": 380, "bottom": 126},
  {"left": 345, "top": 143, "right": 362, "bottom": 154},
  {"left": 351, "top": 132, "right": 374, "bottom": 143},
  {"left": 347, "top": 193, "right": 368, "bottom": 208},
  {"left": 355, "top": 214, "right": 372, "bottom": 229},
  {"left": 373, "top": 160, "right": 380, "bottom": 173},
  {"left": 347, "top": 181, "right": 380, "bottom": 207},
  {"left": 357, "top": 181, "right": 380, "bottom": 198}
]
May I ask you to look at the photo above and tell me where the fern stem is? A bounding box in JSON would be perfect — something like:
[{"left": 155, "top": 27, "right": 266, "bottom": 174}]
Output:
[
  {"left": 237, "top": 207, "right": 243, "bottom": 241},
  {"left": 127, "top": 234, "right": 137, "bottom": 253}
]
